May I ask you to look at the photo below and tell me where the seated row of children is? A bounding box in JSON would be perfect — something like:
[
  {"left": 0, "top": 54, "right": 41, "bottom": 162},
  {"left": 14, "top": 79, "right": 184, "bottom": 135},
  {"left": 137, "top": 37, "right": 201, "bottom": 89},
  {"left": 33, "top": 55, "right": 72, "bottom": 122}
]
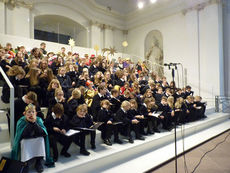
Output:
[{"left": 12, "top": 84, "right": 206, "bottom": 171}]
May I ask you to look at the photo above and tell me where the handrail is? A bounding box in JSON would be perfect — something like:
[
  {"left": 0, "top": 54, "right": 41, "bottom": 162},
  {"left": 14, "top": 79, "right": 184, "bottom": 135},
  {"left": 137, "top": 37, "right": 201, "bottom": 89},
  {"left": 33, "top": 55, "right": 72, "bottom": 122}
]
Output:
[
  {"left": 215, "top": 96, "right": 230, "bottom": 113},
  {"left": 0, "top": 67, "right": 14, "bottom": 147}
]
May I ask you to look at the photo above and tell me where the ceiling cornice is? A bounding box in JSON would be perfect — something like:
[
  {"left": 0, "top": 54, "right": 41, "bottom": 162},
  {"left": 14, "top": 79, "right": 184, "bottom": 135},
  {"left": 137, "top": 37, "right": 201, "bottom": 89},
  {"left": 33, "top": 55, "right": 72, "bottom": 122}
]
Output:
[{"left": 125, "top": 0, "right": 220, "bottom": 30}]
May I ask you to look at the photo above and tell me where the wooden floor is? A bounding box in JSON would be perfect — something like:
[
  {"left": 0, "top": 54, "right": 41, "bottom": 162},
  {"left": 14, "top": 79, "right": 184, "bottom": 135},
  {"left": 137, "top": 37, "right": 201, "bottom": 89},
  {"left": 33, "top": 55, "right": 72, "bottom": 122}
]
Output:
[{"left": 150, "top": 130, "right": 230, "bottom": 173}]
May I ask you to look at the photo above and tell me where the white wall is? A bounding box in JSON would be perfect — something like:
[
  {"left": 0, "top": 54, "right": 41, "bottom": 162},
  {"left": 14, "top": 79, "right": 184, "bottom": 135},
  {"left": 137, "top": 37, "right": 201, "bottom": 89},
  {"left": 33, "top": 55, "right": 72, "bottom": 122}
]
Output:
[
  {"left": 223, "top": 0, "right": 230, "bottom": 96},
  {"left": 0, "top": 2, "right": 5, "bottom": 34},
  {"left": 127, "top": 3, "right": 222, "bottom": 102},
  {"left": 90, "top": 25, "right": 102, "bottom": 48},
  {"left": 113, "top": 29, "right": 124, "bottom": 53},
  {"left": 199, "top": 4, "right": 221, "bottom": 99},
  {"left": 77, "top": 30, "right": 87, "bottom": 47},
  {"left": 0, "top": 33, "right": 130, "bottom": 62},
  {"left": 1, "top": 1, "right": 124, "bottom": 51},
  {"left": 5, "top": 6, "right": 30, "bottom": 38},
  {"left": 104, "top": 28, "right": 113, "bottom": 48}
]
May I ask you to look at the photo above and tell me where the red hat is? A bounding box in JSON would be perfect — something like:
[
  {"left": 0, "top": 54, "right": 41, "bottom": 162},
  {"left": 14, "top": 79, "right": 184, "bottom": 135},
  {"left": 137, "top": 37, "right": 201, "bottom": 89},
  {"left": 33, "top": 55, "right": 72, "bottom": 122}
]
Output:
[
  {"left": 91, "top": 54, "right": 95, "bottom": 58},
  {"left": 86, "top": 80, "right": 93, "bottom": 87}
]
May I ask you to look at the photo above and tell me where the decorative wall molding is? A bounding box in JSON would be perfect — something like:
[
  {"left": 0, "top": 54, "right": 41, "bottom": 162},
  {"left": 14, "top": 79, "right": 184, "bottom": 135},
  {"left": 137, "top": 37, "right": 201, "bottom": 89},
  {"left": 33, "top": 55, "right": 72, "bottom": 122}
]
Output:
[
  {"left": 182, "top": 0, "right": 222, "bottom": 15},
  {"left": 90, "top": 20, "right": 114, "bottom": 30},
  {"left": 0, "top": 0, "right": 32, "bottom": 9}
]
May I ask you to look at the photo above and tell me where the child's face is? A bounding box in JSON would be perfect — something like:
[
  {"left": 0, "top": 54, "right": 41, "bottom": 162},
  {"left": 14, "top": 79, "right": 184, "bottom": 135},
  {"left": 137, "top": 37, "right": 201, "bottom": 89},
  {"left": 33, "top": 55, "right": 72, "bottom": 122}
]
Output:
[
  {"left": 56, "top": 91, "right": 64, "bottom": 100},
  {"left": 55, "top": 113, "right": 62, "bottom": 119},
  {"left": 16, "top": 74, "right": 24, "bottom": 80},
  {"left": 77, "top": 109, "right": 86, "bottom": 118},
  {"left": 102, "top": 103, "right": 109, "bottom": 109},
  {"left": 52, "top": 82, "right": 58, "bottom": 89},
  {"left": 124, "top": 84, "right": 129, "bottom": 88},
  {"left": 194, "top": 97, "right": 201, "bottom": 102},
  {"left": 166, "top": 90, "right": 171, "bottom": 95},
  {"left": 100, "top": 88, "right": 107, "bottom": 95},
  {"left": 48, "top": 53, "right": 54, "bottom": 58},
  {"left": 147, "top": 91, "right": 152, "bottom": 96},
  {"left": 158, "top": 89, "right": 163, "bottom": 94},
  {"left": 25, "top": 96, "right": 33, "bottom": 104},
  {"left": 96, "top": 73, "right": 101, "bottom": 79},
  {"left": 113, "top": 92, "right": 119, "bottom": 98},
  {"left": 105, "top": 72, "right": 110, "bottom": 78},
  {"left": 59, "top": 68, "right": 66, "bottom": 75},
  {"left": 89, "top": 83, "right": 93, "bottom": 88},
  {"left": 17, "top": 51, "right": 23, "bottom": 58},
  {"left": 123, "top": 104, "right": 130, "bottom": 111},
  {"left": 61, "top": 48, "right": 65, "bottom": 53},
  {"left": 161, "top": 99, "right": 167, "bottom": 105},
  {"left": 187, "top": 98, "right": 194, "bottom": 103},
  {"left": 130, "top": 103, "right": 135, "bottom": 109},
  {"left": 31, "top": 61, "right": 38, "bottom": 67},
  {"left": 24, "top": 108, "right": 37, "bottom": 122}
]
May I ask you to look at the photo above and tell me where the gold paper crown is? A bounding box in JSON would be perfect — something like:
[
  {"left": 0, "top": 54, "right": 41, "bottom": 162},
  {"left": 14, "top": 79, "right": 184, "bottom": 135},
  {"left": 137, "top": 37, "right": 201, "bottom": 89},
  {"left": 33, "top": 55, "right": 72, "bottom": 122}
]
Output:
[{"left": 25, "top": 103, "right": 35, "bottom": 111}]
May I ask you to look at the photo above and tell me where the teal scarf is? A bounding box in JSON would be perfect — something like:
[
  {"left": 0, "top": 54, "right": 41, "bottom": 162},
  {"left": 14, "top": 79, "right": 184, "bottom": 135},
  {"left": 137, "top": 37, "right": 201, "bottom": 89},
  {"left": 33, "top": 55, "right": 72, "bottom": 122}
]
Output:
[{"left": 11, "top": 116, "right": 54, "bottom": 167}]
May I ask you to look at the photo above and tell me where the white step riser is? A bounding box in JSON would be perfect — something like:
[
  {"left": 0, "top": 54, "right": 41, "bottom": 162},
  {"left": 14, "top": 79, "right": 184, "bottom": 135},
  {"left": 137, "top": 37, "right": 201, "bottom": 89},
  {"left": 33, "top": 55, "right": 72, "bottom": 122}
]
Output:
[
  {"left": 60, "top": 114, "right": 230, "bottom": 173},
  {"left": 0, "top": 103, "right": 10, "bottom": 110},
  {"left": 0, "top": 113, "right": 228, "bottom": 173},
  {"left": 176, "top": 115, "right": 230, "bottom": 141},
  {"left": 57, "top": 131, "right": 102, "bottom": 153},
  {"left": 0, "top": 124, "right": 10, "bottom": 143},
  {"left": 0, "top": 111, "right": 8, "bottom": 123}
]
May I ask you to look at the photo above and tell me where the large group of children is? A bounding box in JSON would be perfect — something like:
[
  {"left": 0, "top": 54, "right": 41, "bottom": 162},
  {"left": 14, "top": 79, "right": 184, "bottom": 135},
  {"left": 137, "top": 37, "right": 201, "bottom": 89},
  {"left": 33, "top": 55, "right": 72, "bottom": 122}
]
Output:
[{"left": 0, "top": 42, "right": 206, "bottom": 172}]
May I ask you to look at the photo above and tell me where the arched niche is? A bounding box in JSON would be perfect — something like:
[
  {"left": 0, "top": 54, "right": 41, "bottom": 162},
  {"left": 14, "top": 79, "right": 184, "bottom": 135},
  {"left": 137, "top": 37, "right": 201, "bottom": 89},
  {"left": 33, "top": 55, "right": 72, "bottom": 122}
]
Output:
[
  {"left": 34, "top": 15, "right": 87, "bottom": 47},
  {"left": 145, "top": 30, "right": 164, "bottom": 77}
]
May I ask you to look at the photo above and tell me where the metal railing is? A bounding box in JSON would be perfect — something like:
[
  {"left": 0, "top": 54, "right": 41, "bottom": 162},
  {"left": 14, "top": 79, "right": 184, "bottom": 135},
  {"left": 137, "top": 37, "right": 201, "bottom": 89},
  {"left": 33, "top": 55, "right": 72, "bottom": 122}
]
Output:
[
  {"left": 215, "top": 96, "right": 230, "bottom": 113},
  {"left": 0, "top": 67, "right": 14, "bottom": 147}
]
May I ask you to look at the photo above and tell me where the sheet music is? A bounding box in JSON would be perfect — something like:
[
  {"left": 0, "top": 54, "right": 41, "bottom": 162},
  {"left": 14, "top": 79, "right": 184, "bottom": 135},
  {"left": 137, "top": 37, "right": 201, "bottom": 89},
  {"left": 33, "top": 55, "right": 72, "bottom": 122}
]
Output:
[
  {"left": 90, "top": 122, "right": 104, "bottom": 129},
  {"left": 151, "top": 111, "right": 163, "bottom": 118},
  {"left": 65, "top": 129, "right": 80, "bottom": 136},
  {"left": 112, "top": 122, "right": 123, "bottom": 125}
]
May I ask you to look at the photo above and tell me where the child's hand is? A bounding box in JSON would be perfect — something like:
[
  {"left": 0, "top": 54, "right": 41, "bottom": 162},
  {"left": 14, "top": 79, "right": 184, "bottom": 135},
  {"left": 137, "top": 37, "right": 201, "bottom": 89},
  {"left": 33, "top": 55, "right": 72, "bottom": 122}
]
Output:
[
  {"left": 132, "top": 119, "right": 139, "bottom": 124},
  {"left": 61, "top": 129, "right": 66, "bottom": 134},
  {"left": 53, "top": 127, "right": 61, "bottom": 133},
  {"left": 107, "top": 120, "right": 112, "bottom": 124}
]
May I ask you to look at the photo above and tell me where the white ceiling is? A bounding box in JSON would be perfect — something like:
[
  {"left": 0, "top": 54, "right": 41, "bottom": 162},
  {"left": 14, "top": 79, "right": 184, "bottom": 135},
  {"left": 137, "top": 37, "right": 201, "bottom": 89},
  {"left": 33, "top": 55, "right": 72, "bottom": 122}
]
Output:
[{"left": 93, "top": 0, "right": 138, "bottom": 15}]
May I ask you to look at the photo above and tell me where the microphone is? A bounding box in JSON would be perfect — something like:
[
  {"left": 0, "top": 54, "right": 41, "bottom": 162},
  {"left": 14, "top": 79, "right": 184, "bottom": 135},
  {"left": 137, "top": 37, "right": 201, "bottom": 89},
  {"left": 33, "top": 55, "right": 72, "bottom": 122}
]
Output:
[
  {"left": 164, "top": 63, "right": 171, "bottom": 69},
  {"left": 170, "top": 63, "right": 180, "bottom": 66},
  {"left": 164, "top": 63, "right": 181, "bottom": 66}
]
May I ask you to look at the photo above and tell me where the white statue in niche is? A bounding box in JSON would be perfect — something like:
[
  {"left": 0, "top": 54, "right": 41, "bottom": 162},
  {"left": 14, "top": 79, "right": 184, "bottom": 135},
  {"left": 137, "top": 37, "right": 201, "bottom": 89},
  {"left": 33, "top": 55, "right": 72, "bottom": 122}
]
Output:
[{"left": 145, "top": 36, "right": 163, "bottom": 77}]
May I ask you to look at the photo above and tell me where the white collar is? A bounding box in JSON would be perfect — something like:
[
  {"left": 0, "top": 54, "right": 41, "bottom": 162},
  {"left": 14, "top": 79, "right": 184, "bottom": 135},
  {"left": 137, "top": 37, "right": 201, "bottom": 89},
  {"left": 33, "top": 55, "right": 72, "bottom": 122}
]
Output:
[
  {"left": 121, "top": 108, "right": 126, "bottom": 113},
  {"left": 55, "top": 97, "right": 62, "bottom": 103},
  {"left": 15, "top": 76, "right": 20, "bottom": 81},
  {"left": 98, "top": 93, "right": 104, "bottom": 98},
  {"left": 52, "top": 112, "right": 57, "bottom": 119},
  {"left": 22, "top": 96, "right": 26, "bottom": 103}
]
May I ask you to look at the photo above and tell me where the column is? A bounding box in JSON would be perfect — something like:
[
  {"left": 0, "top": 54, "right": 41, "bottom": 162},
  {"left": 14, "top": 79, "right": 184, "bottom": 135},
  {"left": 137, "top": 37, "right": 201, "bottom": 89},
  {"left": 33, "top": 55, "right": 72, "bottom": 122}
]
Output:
[
  {"left": 6, "top": 5, "right": 31, "bottom": 38},
  {"left": 90, "top": 21, "right": 102, "bottom": 49},
  {"left": 0, "top": 2, "right": 5, "bottom": 34},
  {"left": 104, "top": 25, "right": 113, "bottom": 48}
]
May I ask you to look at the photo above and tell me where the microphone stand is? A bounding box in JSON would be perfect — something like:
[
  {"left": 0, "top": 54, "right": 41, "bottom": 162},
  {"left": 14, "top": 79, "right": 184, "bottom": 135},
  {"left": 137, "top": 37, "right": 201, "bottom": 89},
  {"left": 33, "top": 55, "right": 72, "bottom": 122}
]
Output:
[
  {"left": 172, "top": 66, "right": 177, "bottom": 173},
  {"left": 165, "top": 63, "right": 178, "bottom": 173}
]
